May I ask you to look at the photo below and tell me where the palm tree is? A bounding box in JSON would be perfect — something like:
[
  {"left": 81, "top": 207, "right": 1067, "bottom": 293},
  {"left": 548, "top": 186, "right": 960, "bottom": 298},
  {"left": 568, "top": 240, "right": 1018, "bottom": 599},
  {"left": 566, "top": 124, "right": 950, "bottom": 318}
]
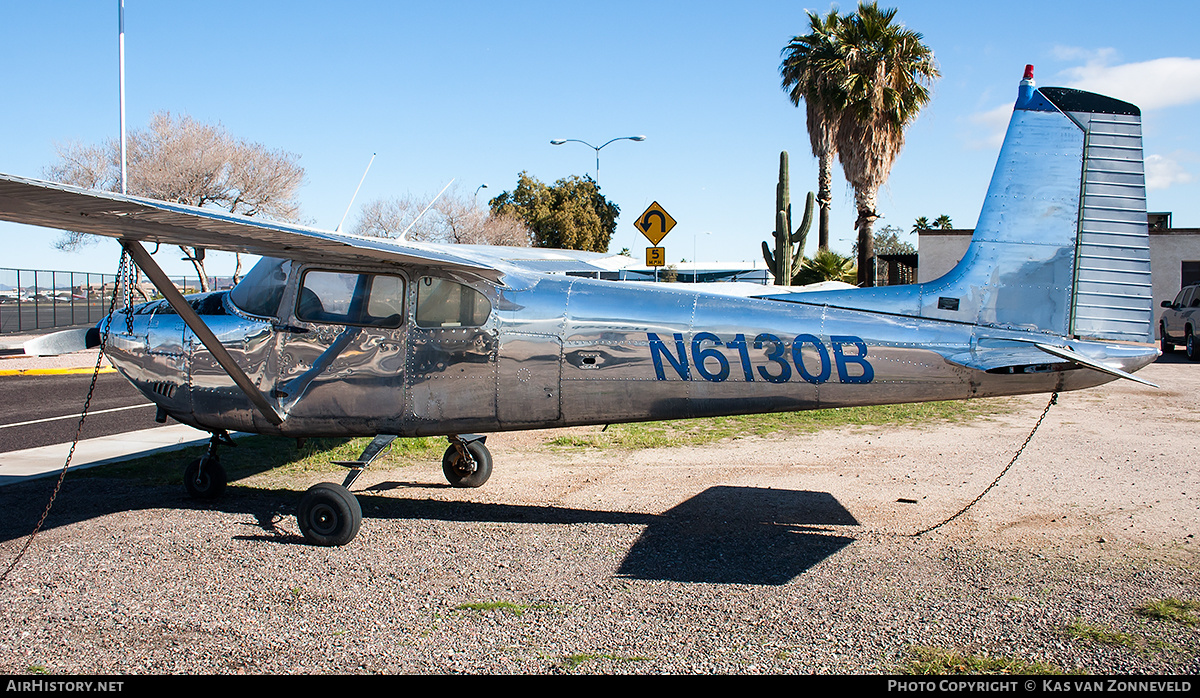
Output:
[
  {"left": 835, "top": 2, "right": 939, "bottom": 286},
  {"left": 933, "top": 214, "right": 953, "bottom": 229},
  {"left": 780, "top": 9, "right": 847, "bottom": 251},
  {"left": 796, "top": 249, "right": 857, "bottom": 285}
]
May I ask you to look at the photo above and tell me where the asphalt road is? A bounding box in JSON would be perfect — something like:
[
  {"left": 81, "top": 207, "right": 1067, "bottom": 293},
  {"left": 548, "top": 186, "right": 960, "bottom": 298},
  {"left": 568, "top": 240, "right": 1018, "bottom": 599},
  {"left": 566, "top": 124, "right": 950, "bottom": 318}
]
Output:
[
  {"left": 0, "top": 371, "right": 161, "bottom": 454},
  {"left": 0, "top": 301, "right": 110, "bottom": 334}
]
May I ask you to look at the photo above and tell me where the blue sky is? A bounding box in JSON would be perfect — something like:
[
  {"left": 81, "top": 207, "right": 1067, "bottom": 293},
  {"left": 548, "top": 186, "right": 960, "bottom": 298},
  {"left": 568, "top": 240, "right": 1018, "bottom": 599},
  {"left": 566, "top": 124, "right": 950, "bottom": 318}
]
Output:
[{"left": 1, "top": 0, "right": 1198, "bottom": 278}]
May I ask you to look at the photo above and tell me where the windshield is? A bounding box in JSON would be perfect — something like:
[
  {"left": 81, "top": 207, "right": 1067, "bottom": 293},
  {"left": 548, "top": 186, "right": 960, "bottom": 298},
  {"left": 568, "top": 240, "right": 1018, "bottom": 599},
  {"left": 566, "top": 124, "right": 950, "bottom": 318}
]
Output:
[{"left": 229, "top": 257, "right": 290, "bottom": 318}]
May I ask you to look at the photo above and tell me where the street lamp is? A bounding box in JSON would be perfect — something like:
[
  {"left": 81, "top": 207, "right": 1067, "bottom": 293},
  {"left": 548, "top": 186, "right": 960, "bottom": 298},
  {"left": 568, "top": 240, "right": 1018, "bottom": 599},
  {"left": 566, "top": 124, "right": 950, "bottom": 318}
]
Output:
[
  {"left": 474, "top": 183, "right": 488, "bottom": 201},
  {"left": 549, "top": 135, "right": 646, "bottom": 185}
]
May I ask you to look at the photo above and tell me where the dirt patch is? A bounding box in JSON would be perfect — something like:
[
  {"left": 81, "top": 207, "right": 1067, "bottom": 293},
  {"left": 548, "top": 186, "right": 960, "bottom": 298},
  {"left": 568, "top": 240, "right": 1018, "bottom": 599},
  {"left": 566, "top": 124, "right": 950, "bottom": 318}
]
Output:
[{"left": 1, "top": 359, "right": 1197, "bottom": 674}]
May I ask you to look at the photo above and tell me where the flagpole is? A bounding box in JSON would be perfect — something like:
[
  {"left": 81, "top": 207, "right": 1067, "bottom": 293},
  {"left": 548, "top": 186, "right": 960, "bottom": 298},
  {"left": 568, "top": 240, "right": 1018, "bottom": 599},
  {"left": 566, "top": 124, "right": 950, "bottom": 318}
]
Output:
[{"left": 118, "top": 0, "right": 127, "bottom": 194}]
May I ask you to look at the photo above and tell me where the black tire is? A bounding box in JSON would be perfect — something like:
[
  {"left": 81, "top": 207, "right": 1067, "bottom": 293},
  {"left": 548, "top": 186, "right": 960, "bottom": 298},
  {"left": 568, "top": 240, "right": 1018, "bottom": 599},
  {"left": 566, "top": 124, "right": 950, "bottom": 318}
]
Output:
[
  {"left": 184, "top": 456, "right": 226, "bottom": 500},
  {"left": 1161, "top": 325, "right": 1174, "bottom": 354},
  {"left": 1188, "top": 330, "right": 1199, "bottom": 362},
  {"left": 442, "top": 441, "right": 493, "bottom": 488},
  {"left": 297, "top": 483, "right": 362, "bottom": 547}
]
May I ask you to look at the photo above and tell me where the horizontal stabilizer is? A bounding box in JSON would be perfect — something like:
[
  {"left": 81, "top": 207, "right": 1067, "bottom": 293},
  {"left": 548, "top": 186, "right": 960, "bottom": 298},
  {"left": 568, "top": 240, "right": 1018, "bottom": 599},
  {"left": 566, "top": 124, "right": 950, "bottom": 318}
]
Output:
[
  {"left": 944, "top": 339, "right": 1157, "bottom": 388},
  {"left": 1034, "top": 343, "right": 1158, "bottom": 388},
  {"left": 944, "top": 346, "right": 1070, "bottom": 373}
]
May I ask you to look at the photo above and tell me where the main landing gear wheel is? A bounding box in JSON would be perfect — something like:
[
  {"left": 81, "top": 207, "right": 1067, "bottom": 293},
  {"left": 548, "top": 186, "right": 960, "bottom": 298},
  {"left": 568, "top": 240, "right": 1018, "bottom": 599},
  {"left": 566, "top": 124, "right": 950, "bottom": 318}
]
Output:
[
  {"left": 183, "top": 455, "right": 226, "bottom": 500},
  {"left": 442, "top": 440, "right": 492, "bottom": 488},
  {"left": 298, "top": 482, "right": 362, "bottom": 547}
]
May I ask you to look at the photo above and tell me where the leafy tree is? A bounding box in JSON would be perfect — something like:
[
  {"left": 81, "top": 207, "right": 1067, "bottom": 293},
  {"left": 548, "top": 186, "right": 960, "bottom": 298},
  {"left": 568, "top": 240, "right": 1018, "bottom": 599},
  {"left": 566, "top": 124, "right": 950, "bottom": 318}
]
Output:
[
  {"left": 833, "top": 2, "right": 938, "bottom": 286},
  {"left": 852, "top": 224, "right": 916, "bottom": 257},
  {"left": 489, "top": 172, "right": 619, "bottom": 252},
  {"left": 47, "top": 111, "right": 305, "bottom": 289},
  {"left": 796, "top": 248, "right": 857, "bottom": 285},
  {"left": 352, "top": 185, "right": 531, "bottom": 246},
  {"left": 780, "top": 8, "right": 848, "bottom": 251}
]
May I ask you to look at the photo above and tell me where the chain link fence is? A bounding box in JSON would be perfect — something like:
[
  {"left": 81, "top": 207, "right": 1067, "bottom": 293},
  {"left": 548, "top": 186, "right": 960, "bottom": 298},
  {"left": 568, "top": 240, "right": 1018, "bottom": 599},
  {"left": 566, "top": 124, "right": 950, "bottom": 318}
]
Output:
[{"left": 0, "top": 267, "right": 231, "bottom": 334}]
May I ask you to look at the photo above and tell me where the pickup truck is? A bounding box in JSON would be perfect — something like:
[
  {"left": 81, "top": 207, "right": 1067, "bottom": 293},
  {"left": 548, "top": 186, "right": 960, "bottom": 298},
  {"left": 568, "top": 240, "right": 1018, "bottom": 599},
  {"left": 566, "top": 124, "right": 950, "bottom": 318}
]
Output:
[{"left": 1160, "top": 283, "right": 1200, "bottom": 360}]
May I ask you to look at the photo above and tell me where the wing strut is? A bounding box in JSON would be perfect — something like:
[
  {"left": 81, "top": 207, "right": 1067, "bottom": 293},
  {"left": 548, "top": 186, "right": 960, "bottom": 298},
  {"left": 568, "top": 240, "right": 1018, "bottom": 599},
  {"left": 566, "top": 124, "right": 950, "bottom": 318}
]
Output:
[{"left": 121, "top": 241, "right": 285, "bottom": 425}]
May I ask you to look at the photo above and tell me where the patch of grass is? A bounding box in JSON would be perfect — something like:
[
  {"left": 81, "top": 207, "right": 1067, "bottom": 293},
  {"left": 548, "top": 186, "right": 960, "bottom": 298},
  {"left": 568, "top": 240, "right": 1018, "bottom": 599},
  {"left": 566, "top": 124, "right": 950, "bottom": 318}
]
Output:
[
  {"left": 1135, "top": 598, "right": 1200, "bottom": 626},
  {"left": 551, "top": 398, "right": 1014, "bottom": 450},
  {"left": 1063, "top": 619, "right": 1169, "bottom": 655},
  {"left": 73, "top": 434, "right": 444, "bottom": 487},
  {"left": 560, "top": 653, "right": 649, "bottom": 671},
  {"left": 26, "top": 665, "right": 48, "bottom": 674},
  {"left": 455, "top": 600, "right": 527, "bottom": 616},
  {"left": 900, "top": 646, "right": 1070, "bottom": 675}
]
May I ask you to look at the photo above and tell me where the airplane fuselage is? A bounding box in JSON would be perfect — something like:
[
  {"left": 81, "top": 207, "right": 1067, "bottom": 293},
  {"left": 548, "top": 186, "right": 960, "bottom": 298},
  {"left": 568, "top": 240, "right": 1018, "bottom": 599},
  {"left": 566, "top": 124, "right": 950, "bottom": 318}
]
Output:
[{"left": 100, "top": 263, "right": 1153, "bottom": 440}]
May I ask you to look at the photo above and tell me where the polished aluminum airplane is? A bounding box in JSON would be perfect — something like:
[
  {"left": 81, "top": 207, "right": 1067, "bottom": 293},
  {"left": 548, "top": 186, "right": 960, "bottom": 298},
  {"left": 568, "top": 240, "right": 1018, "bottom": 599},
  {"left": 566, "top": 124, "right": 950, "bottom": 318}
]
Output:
[{"left": 0, "top": 68, "right": 1158, "bottom": 545}]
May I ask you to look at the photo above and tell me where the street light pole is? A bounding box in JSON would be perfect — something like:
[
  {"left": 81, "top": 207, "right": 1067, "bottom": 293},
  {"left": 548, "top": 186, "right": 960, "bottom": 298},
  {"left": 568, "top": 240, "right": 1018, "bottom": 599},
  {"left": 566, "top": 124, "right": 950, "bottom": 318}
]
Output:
[{"left": 549, "top": 135, "right": 646, "bottom": 185}]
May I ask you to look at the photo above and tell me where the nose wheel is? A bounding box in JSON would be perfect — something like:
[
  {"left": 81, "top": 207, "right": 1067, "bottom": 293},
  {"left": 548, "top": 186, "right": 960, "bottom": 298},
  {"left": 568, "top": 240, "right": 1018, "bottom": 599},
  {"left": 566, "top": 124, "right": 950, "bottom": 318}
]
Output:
[
  {"left": 183, "top": 431, "right": 233, "bottom": 500},
  {"left": 183, "top": 455, "right": 226, "bottom": 499}
]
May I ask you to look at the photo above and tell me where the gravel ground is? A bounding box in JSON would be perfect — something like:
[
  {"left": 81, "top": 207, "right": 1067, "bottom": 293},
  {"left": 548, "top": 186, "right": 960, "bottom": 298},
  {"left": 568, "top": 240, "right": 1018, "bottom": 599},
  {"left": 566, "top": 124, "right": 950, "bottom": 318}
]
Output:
[{"left": 0, "top": 357, "right": 1197, "bottom": 675}]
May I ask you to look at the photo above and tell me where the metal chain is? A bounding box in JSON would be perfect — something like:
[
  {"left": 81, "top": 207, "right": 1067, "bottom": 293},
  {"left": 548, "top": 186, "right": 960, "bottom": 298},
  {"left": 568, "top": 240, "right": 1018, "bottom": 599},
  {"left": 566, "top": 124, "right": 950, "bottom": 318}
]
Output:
[
  {"left": 908, "top": 390, "right": 1059, "bottom": 537},
  {"left": 1, "top": 251, "right": 128, "bottom": 583},
  {"left": 120, "top": 254, "right": 137, "bottom": 334}
]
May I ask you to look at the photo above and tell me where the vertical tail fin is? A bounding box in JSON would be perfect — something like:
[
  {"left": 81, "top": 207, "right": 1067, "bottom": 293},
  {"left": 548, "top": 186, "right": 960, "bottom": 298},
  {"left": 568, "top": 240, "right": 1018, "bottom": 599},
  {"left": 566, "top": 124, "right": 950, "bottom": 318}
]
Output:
[
  {"left": 766, "top": 67, "right": 1154, "bottom": 345},
  {"left": 927, "top": 68, "right": 1152, "bottom": 341}
]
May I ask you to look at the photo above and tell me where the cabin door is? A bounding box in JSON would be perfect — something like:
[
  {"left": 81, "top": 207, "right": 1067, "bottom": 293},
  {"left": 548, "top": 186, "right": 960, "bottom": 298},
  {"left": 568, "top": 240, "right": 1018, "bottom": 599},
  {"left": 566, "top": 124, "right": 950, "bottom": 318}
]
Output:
[
  {"left": 274, "top": 268, "right": 407, "bottom": 431},
  {"left": 406, "top": 274, "right": 498, "bottom": 431}
]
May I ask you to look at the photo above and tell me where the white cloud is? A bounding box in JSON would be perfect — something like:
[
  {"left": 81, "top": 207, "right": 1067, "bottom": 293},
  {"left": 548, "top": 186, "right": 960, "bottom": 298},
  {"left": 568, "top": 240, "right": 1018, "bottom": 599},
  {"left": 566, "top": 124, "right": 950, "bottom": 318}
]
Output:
[
  {"left": 1051, "top": 46, "right": 1117, "bottom": 64},
  {"left": 1145, "top": 153, "right": 1195, "bottom": 191},
  {"left": 1058, "top": 56, "right": 1200, "bottom": 110},
  {"left": 965, "top": 103, "right": 1012, "bottom": 150}
]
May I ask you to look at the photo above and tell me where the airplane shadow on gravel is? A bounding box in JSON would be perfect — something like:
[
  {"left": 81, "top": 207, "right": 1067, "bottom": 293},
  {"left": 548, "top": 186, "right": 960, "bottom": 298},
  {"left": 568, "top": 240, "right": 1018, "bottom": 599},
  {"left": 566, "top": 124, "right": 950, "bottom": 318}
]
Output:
[
  {"left": 616, "top": 486, "right": 857, "bottom": 585},
  {"left": 1, "top": 479, "right": 857, "bottom": 586}
]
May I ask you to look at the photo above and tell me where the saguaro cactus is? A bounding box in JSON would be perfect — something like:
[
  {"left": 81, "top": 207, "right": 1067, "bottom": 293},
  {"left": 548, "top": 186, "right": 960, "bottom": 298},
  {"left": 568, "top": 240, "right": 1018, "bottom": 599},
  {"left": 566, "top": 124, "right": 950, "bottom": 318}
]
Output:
[{"left": 762, "top": 151, "right": 813, "bottom": 285}]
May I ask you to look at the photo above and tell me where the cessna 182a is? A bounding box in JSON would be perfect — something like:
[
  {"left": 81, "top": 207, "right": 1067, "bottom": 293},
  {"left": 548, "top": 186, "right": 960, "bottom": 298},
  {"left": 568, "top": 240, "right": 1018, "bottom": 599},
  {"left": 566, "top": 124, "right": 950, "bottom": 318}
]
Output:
[{"left": 0, "top": 69, "right": 1159, "bottom": 546}]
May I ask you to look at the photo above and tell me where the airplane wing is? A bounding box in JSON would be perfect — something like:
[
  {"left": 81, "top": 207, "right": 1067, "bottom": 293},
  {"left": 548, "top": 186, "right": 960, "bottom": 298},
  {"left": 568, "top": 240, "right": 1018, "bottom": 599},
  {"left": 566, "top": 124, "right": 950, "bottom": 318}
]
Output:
[{"left": 0, "top": 172, "right": 506, "bottom": 281}]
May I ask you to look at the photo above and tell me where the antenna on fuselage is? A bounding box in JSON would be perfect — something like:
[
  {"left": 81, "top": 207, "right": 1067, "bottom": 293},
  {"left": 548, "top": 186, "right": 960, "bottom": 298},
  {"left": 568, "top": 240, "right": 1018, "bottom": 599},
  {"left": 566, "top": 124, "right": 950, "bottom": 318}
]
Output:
[
  {"left": 398, "top": 179, "right": 455, "bottom": 241},
  {"left": 335, "top": 152, "right": 376, "bottom": 233}
]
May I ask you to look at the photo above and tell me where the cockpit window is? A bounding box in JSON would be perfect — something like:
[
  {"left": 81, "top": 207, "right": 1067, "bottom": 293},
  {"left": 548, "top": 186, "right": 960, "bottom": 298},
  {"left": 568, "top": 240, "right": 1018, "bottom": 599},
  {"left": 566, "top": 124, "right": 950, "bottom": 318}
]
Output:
[
  {"left": 229, "top": 257, "right": 290, "bottom": 318},
  {"left": 296, "top": 269, "right": 404, "bottom": 328},
  {"left": 415, "top": 277, "right": 491, "bottom": 328}
]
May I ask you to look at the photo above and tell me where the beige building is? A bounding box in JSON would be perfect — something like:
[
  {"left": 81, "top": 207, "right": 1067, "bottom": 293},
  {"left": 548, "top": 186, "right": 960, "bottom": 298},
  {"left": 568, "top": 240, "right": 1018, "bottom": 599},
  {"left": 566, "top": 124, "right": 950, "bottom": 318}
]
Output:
[{"left": 917, "top": 214, "right": 1200, "bottom": 337}]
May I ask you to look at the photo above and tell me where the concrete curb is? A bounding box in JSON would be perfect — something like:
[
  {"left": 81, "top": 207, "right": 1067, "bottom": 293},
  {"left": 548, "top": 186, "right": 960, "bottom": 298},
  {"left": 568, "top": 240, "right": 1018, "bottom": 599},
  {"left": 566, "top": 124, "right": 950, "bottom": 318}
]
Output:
[
  {"left": 0, "top": 366, "right": 117, "bottom": 377},
  {"left": 0, "top": 424, "right": 221, "bottom": 487}
]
